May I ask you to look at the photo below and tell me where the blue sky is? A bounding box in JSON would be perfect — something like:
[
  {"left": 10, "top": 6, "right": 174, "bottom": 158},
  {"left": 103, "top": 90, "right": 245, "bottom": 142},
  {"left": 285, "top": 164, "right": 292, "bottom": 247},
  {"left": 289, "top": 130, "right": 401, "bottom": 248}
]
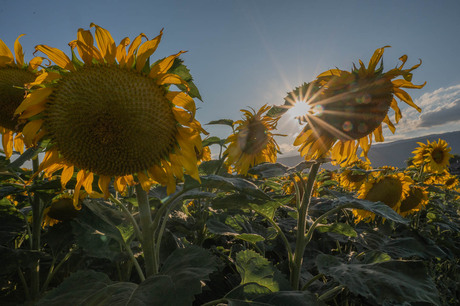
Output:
[{"left": 2, "top": 0, "right": 460, "bottom": 156}]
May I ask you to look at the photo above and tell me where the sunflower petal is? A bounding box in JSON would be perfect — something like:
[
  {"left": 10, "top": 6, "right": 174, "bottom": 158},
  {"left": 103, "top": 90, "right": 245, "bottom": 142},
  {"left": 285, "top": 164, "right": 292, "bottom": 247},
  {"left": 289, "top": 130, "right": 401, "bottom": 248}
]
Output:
[
  {"left": 392, "top": 79, "right": 426, "bottom": 89},
  {"left": 28, "top": 57, "right": 45, "bottom": 71},
  {"left": 394, "top": 88, "right": 422, "bottom": 112},
  {"left": 0, "top": 38, "right": 14, "bottom": 65},
  {"left": 90, "top": 23, "right": 116, "bottom": 64},
  {"left": 149, "top": 51, "right": 186, "bottom": 76},
  {"left": 14, "top": 34, "right": 25, "bottom": 66},
  {"left": 157, "top": 73, "right": 190, "bottom": 90},
  {"left": 98, "top": 175, "right": 111, "bottom": 198},
  {"left": 2, "top": 131, "right": 13, "bottom": 159},
  {"left": 166, "top": 92, "right": 196, "bottom": 117},
  {"left": 13, "top": 134, "right": 24, "bottom": 154},
  {"left": 22, "top": 120, "right": 43, "bottom": 146},
  {"left": 390, "top": 98, "right": 402, "bottom": 123},
  {"left": 125, "top": 33, "right": 147, "bottom": 68},
  {"left": 15, "top": 87, "right": 53, "bottom": 115},
  {"left": 35, "top": 45, "right": 75, "bottom": 71},
  {"left": 61, "top": 165, "right": 75, "bottom": 189},
  {"left": 135, "top": 30, "right": 163, "bottom": 71},
  {"left": 116, "top": 37, "right": 130, "bottom": 64}
]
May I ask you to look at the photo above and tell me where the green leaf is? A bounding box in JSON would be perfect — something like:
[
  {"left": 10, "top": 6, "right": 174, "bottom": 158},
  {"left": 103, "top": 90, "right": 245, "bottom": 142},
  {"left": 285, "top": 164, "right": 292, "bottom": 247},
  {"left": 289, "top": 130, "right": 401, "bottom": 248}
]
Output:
[
  {"left": 335, "top": 195, "right": 409, "bottom": 224},
  {"left": 226, "top": 282, "right": 272, "bottom": 303},
  {"left": 201, "top": 175, "right": 271, "bottom": 200},
  {"left": 159, "top": 246, "right": 218, "bottom": 305},
  {"left": 316, "top": 223, "right": 357, "bottom": 237},
  {"left": 202, "top": 136, "right": 224, "bottom": 147},
  {"left": 235, "top": 250, "right": 290, "bottom": 294},
  {"left": 206, "top": 218, "right": 239, "bottom": 236},
  {"left": 207, "top": 119, "right": 234, "bottom": 127},
  {"left": 211, "top": 193, "right": 252, "bottom": 210},
  {"left": 266, "top": 105, "right": 289, "bottom": 118},
  {"left": 39, "top": 247, "right": 217, "bottom": 306},
  {"left": 198, "top": 160, "right": 223, "bottom": 175},
  {"left": 168, "top": 58, "right": 202, "bottom": 101},
  {"left": 253, "top": 290, "right": 325, "bottom": 306},
  {"left": 71, "top": 201, "right": 126, "bottom": 261},
  {"left": 316, "top": 254, "right": 441, "bottom": 305},
  {"left": 248, "top": 196, "right": 292, "bottom": 220},
  {"left": 235, "top": 233, "right": 265, "bottom": 244},
  {"left": 248, "top": 163, "right": 288, "bottom": 178}
]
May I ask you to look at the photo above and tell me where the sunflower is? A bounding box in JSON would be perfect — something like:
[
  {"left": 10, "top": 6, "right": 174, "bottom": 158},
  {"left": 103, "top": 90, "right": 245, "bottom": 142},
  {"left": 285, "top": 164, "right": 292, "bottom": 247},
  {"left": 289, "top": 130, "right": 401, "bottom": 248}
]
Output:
[
  {"left": 424, "top": 170, "right": 459, "bottom": 190},
  {"left": 15, "top": 24, "right": 205, "bottom": 205},
  {"left": 339, "top": 159, "right": 371, "bottom": 191},
  {"left": 224, "top": 104, "right": 282, "bottom": 175},
  {"left": 42, "top": 193, "right": 81, "bottom": 227},
  {"left": 398, "top": 185, "right": 428, "bottom": 217},
  {"left": 0, "top": 35, "right": 43, "bottom": 158},
  {"left": 411, "top": 141, "right": 430, "bottom": 167},
  {"left": 282, "top": 174, "right": 320, "bottom": 204},
  {"left": 424, "top": 139, "right": 453, "bottom": 173},
  {"left": 352, "top": 172, "right": 412, "bottom": 222},
  {"left": 196, "top": 145, "right": 211, "bottom": 164},
  {"left": 276, "top": 47, "right": 424, "bottom": 166}
]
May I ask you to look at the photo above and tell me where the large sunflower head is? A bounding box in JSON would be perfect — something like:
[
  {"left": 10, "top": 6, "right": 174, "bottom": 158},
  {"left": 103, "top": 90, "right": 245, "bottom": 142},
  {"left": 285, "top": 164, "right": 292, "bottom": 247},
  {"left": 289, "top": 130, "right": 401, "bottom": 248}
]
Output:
[
  {"left": 0, "top": 35, "right": 43, "bottom": 158},
  {"left": 224, "top": 104, "right": 282, "bottom": 175},
  {"left": 353, "top": 171, "right": 412, "bottom": 222},
  {"left": 398, "top": 185, "right": 428, "bottom": 217},
  {"left": 42, "top": 193, "right": 82, "bottom": 227},
  {"left": 273, "top": 47, "right": 425, "bottom": 166},
  {"left": 15, "top": 24, "right": 205, "bottom": 204}
]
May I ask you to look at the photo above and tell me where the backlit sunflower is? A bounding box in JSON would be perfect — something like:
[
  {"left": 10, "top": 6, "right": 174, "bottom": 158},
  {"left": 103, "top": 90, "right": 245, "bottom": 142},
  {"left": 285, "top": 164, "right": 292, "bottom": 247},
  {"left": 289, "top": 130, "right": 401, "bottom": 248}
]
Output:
[
  {"left": 339, "top": 160, "right": 371, "bottom": 191},
  {"left": 352, "top": 172, "right": 412, "bottom": 222},
  {"left": 15, "top": 24, "right": 205, "bottom": 205},
  {"left": 424, "top": 139, "right": 452, "bottom": 173},
  {"left": 0, "top": 35, "right": 43, "bottom": 158},
  {"left": 224, "top": 104, "right": 282, "bottom": 175},
  {"left": 398, "top": 185, "right": 428, "bottom": 217},
  {"left": 275, "top": 47, "right": 424, "bottom": 166},
  {"left": 424, "top": 170, "right": 459, "bottom": 190}
]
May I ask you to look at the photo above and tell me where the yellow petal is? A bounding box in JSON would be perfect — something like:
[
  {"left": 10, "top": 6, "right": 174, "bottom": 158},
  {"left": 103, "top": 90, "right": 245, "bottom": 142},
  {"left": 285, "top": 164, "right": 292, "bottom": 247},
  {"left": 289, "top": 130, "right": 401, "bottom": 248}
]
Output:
[
  {"left": 61, "top": 165, "right": 74, "bottom": 189},
  {"left": 156, "top": 73, "right": 189, "bottom": 90},
  {"left": 18, "top": 102, "right": 46, "bottom": 119},
  {"left": 390, "top": 98, "right": 402, "bottom": 123},
  {"left": 125, "top": 33, "right": 147, "bottom": 68},
  {"left": 392, "top": 79, "right": 425, "bottom": 89},
  {"left": 368, "top": 46, "right": 390, "bottom": 72},
  {"left": 35, "top": 45, "right": 75, "bottom": 71},
  {"left": 149, "top": 51, "right": 186, "bottom": 76},
  {"left": 15, "top": 87, "right": 53, "bottom": 115},
  {"left": 74, "top": 40, "right": 104, "bottom": 64},
  {"left": 13, "top": 134, "right": 24, "bottom": 154},
  {"left": 98, "top": 175, "right": 111, "bottom": 199},
  {"left": 74, "top": 170, "right": 87, "bottom": 208},
  {"left": 2, "top": 131, "right": 13, "bottom": 159},
  {"left": 394, "top": 88, "right": 422, "bottom": 112},
  {"left": 135, "top": 30, "right": 163, "bottom": 71},
  {"left": 14, "top": 34, "right": 26, "bottom": 67},
  {"left": 137, "top": 171, "right": 153, "bottom": 191},
  {"left": 0, "top": 38, "right": 14, "bottom": 65},
  {"left": 27, "top": 71, "right": 61, "bottom": 88},
  {"left": 38, "top": 149, "right": 61, "bottom": 174},
  {"left": 83, "top": 172, "right": 94, "bottom": 194},
  {"left": 28, "top": 57, "right": 45, "bottom": 71},
  {"left": 114, "top": 176, "right": 127, "bottom": 194},
  {"left": 22, "top": 120, "right": 43, "bottom": 146},
  {"left": 383, "top": 115, "right": 395, "bottom": 134},
  {"left": 90, "top": 23, "right": 116, "bottom": 64},
  {"left": 166, "top": 91, "right": 196, "bottom": 117},
  {"left": 116, "top": 37, "right": 130, "bottom": 64}
]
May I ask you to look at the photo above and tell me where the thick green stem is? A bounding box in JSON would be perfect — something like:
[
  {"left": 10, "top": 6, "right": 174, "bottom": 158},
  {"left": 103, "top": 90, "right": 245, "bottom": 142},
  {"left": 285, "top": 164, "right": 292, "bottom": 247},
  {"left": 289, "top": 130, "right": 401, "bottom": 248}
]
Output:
[
  {"left": 290, "top": 162, "right": 320, "bottom": 290},
  {"left": 30, "top": 156, "right": 42, "bottom": 300},
  {"left": 135, "top": 184, "right": 157, "bottom": 276}
]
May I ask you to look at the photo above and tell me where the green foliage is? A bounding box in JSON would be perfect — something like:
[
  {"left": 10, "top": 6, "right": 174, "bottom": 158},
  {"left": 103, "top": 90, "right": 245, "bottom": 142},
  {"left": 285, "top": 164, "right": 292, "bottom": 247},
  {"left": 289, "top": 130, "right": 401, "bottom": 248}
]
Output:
[{"left": 316, "top": 254, "right": 441, "bottom": 305}]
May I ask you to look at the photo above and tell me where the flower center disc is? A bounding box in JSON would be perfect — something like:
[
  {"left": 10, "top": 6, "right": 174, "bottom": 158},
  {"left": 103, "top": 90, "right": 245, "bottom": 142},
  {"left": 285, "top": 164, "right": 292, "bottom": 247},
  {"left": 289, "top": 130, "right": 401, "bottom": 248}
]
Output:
[
  {"left": 364, "top": 177, "right": 402, "bottom": 208},
  {"left": 0, "top": 68, "right": 36, "bottom": 131},
  {"left": 238, "top": 119, "right": 269, "bottom": 154},
  {"left": 431, "top": 148, "right": 445, "bottom": 164},
  {"left": 312, "top": 76, "right": 393, "bottom": 141},
  {"left": 45, "top": 66, "right": 177, "bottom": 176},
  {"left": 399, "top": 187, "right": 424, "bottom": 213}
]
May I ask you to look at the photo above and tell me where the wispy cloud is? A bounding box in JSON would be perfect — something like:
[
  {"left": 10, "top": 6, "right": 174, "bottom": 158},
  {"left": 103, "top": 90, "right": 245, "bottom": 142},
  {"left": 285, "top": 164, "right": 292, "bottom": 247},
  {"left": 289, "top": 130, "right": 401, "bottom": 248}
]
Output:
[{"left": 385, "top": 84, "right": 460, "bottom": 141}]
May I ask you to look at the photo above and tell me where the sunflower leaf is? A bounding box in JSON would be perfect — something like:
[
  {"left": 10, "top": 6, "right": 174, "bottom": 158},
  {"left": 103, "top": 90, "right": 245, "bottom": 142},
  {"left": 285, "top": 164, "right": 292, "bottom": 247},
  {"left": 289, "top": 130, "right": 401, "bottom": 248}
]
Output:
[
  {"left": 316, "top": 254, "right": 441, "bottom": 305},
  {"left": 207, "top": 119, "right": 234, "bottom": 127},
  {"left": 168, "top": 58, "right": 202, "bottom": 101}
]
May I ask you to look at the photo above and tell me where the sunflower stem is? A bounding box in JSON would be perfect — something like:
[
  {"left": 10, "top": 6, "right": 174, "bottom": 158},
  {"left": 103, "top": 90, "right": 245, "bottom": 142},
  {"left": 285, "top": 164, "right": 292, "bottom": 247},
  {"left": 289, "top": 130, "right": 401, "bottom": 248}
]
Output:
[
  {"left": 110, "top": 195, "right": 143, "bottom": 244},
  {"left": 30, "top": 156, "right": 43, "bottom": 301},
  {"left": 135, "top": 184, "right": 157, "bottom": 277},
  {"left": 289, "top": 162, "right": 320, "bottom": 290}
]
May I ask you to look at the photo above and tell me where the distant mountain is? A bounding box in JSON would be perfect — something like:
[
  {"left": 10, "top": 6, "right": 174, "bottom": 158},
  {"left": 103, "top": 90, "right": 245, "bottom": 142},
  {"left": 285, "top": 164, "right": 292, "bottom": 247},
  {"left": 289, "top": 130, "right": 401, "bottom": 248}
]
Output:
[{"left": 277, "top": 130, "right": 460, "bottom": 169}]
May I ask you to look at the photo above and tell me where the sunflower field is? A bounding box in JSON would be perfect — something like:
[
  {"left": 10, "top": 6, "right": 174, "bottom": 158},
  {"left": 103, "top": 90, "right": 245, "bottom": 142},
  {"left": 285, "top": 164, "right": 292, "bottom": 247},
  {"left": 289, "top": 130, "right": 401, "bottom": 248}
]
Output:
[{"left": 1, "top": 25, "right": 459, "bottom": 306}]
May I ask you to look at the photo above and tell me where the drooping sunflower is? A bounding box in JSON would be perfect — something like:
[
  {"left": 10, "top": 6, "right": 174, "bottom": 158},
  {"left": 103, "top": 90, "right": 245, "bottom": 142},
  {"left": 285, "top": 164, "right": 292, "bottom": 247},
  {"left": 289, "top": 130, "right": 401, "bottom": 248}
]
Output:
[
  {"left": 398, "top": 185, "right": 428, "bottom": 217},
  {"left": 424, "top": 170, "right": 459, "bottom": 190},
  {"left": 274, "top": 47, "right": 425, "bottom": 166},
  {"left": 224, "top": 104, "right": 283, "bottom": 175},
  {"left": 0, "top": 35, "right": 43, "bottom": 158},
  {"left": 352, "top": 171, "right": 412, "bottom": 222},
  {"left": 15, "top": 24, "right": 205, "bottom": 205},
  {"left": 42, "top": 193, "right": 82, "bottom": 227},
  {"left": 339, "top": 159, "right": 371, "bottom": 191}
]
